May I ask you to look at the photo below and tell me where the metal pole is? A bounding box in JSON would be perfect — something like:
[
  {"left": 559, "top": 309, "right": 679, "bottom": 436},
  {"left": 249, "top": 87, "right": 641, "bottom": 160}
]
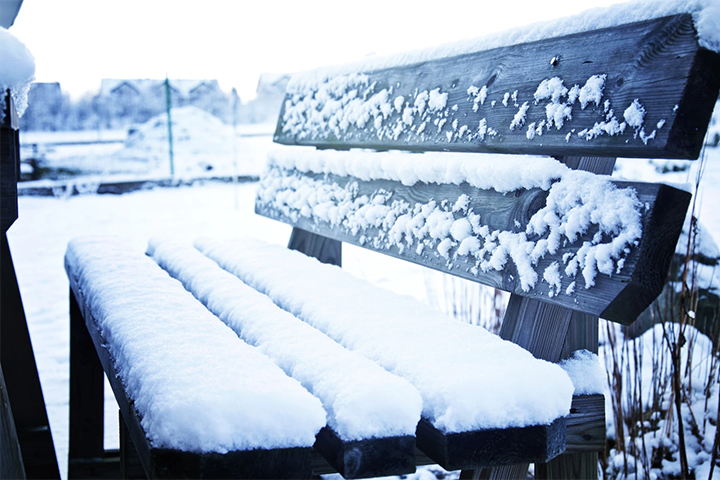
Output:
[
  {"left": 164, "top": 77, "right": 175, "bottom": 177},
  {"left": 231, "top": 88, "right": 239, "bottom": 209}
]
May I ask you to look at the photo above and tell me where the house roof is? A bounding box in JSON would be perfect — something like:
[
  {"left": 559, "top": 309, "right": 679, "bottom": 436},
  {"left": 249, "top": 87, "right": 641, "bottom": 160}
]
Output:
[{"left": 99, "top": 79, "right": 220, "bottom": 97}]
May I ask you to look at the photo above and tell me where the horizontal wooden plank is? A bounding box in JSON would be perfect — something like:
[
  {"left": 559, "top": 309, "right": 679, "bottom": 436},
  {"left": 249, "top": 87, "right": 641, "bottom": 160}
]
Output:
[
  {"left": 565, "top": 394, "right": 606, "bottom": 453},
  {"left": 415, "top": 417, "right": 566, "bottom": 470},
  {"left": 66, "top": 264, "right": 315, "bottom": 479},
  {"left": 256, "top": 172, "right": 690, "bottom": 324},
  {"left": 314, "top": 427, "right": 415, "bottom": 479},
  {"left": 274, "top": 15, "right": 720, "bottom": 159}
]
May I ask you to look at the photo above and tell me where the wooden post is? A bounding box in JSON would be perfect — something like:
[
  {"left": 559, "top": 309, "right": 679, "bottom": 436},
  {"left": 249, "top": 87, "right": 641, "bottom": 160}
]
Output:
[
  {"left": 534, "top": 157, "right": 615, "bottom": 480},
  {"left": 120, "top": 411, "right": 146, "bottom": 479},
  {"left": 288, "top": 227, "right": 342, "bottom": 266},
  {"left": 0, "top": 91, "right": 60, "bottom": 479},
  {"left": 1, "top": 363, "right": 25, "bottom": 479},
  {"left": 68, "top": 289, "right": 107, "bottom": 478},
  {"left": 464, "top": 157, "right": 613, "bottom": 480}
]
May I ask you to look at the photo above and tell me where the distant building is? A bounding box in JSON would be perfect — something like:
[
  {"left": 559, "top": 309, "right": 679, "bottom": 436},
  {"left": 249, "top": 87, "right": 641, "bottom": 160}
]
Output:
[
  {"left": 98, "top": 79, "right": 230, "bottom": 127},
  {"left": 237, "top": 74, "right": 290, "bottom": 124}
]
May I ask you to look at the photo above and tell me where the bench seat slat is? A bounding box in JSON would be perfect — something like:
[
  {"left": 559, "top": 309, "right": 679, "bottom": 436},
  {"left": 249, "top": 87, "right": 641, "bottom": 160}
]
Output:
[
  {"left": 64, "top": 237, "right": 326, "bottom": 478},
  {"left": 255, "top": 154, "right": 690, "bottom": 324},
  {"left": 275, "top": 14, "right": 720, "bottom": 159},
  {"left": 148, "top": 239, "right": 422, "bottom": 479},
  {"left": 196, "top": 237, "right": 574, "bottom": 469}
]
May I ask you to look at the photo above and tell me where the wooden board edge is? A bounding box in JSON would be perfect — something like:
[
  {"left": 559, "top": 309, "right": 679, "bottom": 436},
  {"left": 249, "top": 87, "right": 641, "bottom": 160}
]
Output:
[
  {"left": 415, "top": 417, "right": 566, "bottom": 471},
  {"left": 601, "top": 183, "right": 692, "bottom": 324},
  {"left": 314, "top": 426, "right": 415, "bottom": 479}
]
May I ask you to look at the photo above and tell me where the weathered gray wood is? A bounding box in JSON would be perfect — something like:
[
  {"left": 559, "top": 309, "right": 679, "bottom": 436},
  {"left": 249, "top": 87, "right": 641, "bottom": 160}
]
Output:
[
  {"left": 258, "top": 172, "right": 690, "bottom": 323},
  {"left": 536, "top": 453, "right": 598, "bottom": 479},
  {"left": 1, "top": 364, "right": 25, "bottom": 480},
  {"left": 66, "top": 269, "right": 315, "bottom": 479},
  {"left": 499, "top": 296, "right": 572, "bottom": 362},
  {"left": 275, "top": 15, "right": 720, "bottom": 160},
  {"left": 313, "top": 427, "right": 415, "bottom": 479},
  {"left": 564, "top": 395, "right": 606, "bottom": 453},
  {"left": 1, "top": 234, "right": 60, "bottom": 479},
  {"left": 288, "top": 227, "right": 341, "bottom": 266},
  {"left": 416, "top": 417, "right": 566, "bottom": 471}
]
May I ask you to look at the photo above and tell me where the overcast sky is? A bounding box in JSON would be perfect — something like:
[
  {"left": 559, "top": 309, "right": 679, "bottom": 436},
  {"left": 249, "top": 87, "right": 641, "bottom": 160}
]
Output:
[{"left": 9, "top": 0, "right": 625, "bottom": 101}]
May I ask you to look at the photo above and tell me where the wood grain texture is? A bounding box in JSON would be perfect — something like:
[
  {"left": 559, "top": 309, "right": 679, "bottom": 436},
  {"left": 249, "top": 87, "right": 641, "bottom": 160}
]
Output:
[
  {"left": 565, "top": 395, "right": 606, "bottom": 453},
  {"left": 499, "top": 296, "right": 572, "bottom": 362},
  {"left": 415, "top": 417, "right": 566, "bottom": 471},
  {"left": 313, "top": 427, "right": 415, "bottom": 479},
  {"left": 535, "top": 452, "right": 598, "bottom": 479},
  {"left": 258, "top": 173, "right": 690, "bottom": 323},
  {"left": 66, "top": 264, "right": 315, "bottom": 479},
  {"left": 275, "top": 15, "right": 720, "bottom": 160}
]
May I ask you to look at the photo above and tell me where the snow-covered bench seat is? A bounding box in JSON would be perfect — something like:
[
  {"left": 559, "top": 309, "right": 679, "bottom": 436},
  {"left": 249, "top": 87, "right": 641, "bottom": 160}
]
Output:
[
  {"left": 66, "top": 3, "right": 720, "bottom": 479},
  {"left": 65, "top": 238, "right": 327, "bottom": 479}
]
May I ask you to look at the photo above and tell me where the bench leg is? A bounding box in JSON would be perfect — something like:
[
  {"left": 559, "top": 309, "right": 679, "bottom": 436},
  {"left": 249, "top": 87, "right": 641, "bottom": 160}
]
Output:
[
  {"left": 1, "top": 233, "right": 60, "bottom": 479},
  {"left": 69, "top": 288, "right": 116, "bottom": 478},
  {"left": 120, "top": 410, "right": 146, "bottom": 479},
  {"left": 288, "top": 227, "right": 341, "bottom": 266}
]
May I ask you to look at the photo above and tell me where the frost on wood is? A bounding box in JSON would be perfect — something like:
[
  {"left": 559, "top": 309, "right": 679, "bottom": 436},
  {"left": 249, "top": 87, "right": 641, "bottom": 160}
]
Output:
[
  {"left": 259, "top": 149, "right": 643, "bottom": 296},
  {"left": 196, "top": 237, "right": 575, "bottom": 433},
  {"left": 65, "top": 237, "right": 326, "bottom": 453},
  {"left": 280, "top": 70, "right": 662, "bottom": 148},
  {"left": 148, "top": 239, "right": 423, "bottom": 442},
  {"left": 0, "top": 27, "right": 35, "bottom": 119}
]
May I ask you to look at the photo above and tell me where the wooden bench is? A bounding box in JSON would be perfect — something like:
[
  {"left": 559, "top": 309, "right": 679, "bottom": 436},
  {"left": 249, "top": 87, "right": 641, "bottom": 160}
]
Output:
[{"left": 67, "top": 7, "right": 720, "bottom": 480}]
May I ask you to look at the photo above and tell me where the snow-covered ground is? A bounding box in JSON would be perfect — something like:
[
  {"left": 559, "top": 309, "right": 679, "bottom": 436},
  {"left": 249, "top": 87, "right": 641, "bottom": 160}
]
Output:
[
  {"left": 18, "top": 108, "right": 275, "bottom": 180},
  {"left": 6, "top": 102, "right": 720, "bottom": 478}
]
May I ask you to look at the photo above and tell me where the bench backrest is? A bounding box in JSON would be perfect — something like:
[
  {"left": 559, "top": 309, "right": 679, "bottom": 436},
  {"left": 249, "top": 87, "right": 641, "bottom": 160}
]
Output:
[{"left": 257, "top": 13, "right": 720, "bottom": 328}]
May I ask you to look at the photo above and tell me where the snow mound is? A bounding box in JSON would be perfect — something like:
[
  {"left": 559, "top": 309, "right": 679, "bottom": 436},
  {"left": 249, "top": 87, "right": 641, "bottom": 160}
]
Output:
[
  {"left": 0, "top": 27, "right": 35, "bottom": 119},
  {"left": 118, "top": 106, "right": 234, "bottom": 174}
]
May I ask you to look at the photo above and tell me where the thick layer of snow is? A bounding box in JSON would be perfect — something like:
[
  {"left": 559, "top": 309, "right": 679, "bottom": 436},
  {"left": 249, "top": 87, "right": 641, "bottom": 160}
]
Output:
[
  {"left": 559, "top": 350, "right": 606, "bottom": 395},
  {"left": 196, "top": 237, "right": 574, "bottom": 433},
  {"left": 260, "top": 149, "right": 643, "bottom": 294},
  {"left": 64, "top": 237, "right": 325, "bottom": 452},
  {"left": 147, "top": 238, "right": 423, "bottom": 441},
  {"left": 267, "top": 148, "right": 565, "bottom": 191},
  {"left": 288, "top": 0, "right": 719, "bottom": 92},
  {"left": 0, "top": 27, "right": 35, "bottom": 119}
]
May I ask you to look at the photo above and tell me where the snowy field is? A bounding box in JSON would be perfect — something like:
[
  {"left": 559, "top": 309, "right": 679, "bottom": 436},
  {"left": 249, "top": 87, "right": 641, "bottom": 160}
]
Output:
[{"left": 6, "top": 100, "right": 720, "bottom": 478}]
